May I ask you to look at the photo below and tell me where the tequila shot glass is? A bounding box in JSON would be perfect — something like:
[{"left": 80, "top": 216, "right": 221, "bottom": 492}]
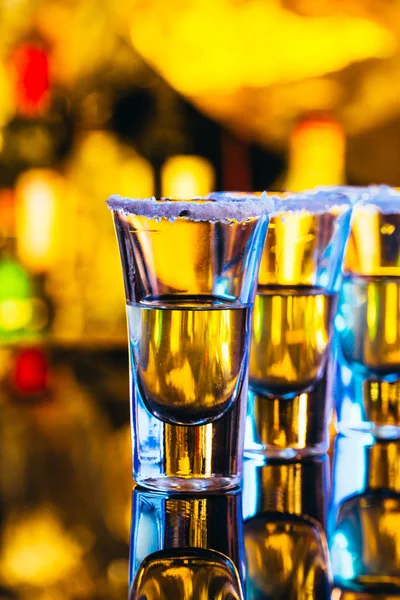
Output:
[
  {"left": 335, "top": 186, "right": 400, "bottom": 440},
  {"left": 245, "top": 189, "right": 352, "bottom": 459},
  {"left": 107, "top": 194, "right": 272, "bottom": 491}
]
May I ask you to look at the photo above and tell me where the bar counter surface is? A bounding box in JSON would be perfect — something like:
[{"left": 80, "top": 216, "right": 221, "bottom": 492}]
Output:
[{"left": 0, "top": 345, "right": 398, "bottom": 599}]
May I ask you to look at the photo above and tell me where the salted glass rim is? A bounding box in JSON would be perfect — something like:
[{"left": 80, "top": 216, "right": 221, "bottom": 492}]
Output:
[
  {"left": 351, "top": 184, "right": 400, "bottom": 214},
  {"left": 106, "top": 191, "right": 276, "bottom": 223},
  {"left": 307, "top": 185, "right": 371, "bottom": 203},
  {"left": 276, "top": 188, "right": 354, "bottom": 214},
  {"left": 211, "top": 188, "right": 354, "bottom": 217}
]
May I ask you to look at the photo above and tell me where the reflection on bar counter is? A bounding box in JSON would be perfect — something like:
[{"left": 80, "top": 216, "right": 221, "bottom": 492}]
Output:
[
  {"left": 129, "top": 488, "right": 244, "bottom": 599},
  {"left": 246, "top": 189, "right": 353, "bottom": 459},
  {"left": 242, "top": 457, "right": 331, "bottom": 599},
  {"left": 335, "top": 186, "right": 400, "bottom": 439},
  {"left": 330, "top": 434, "right": 400, "bottom": 594}
]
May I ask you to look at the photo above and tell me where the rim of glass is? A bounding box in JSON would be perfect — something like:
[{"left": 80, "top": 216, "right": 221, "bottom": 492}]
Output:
[
  {"left": 309, "top": 185, "right": 369, "bottom": 197},
  {"left": 351, "top": 185, "right": 400, "bottom": 214},
  {"left": 106, "top": 192, "right": 276, "bottom": 223},
  {"left": 273, "top": 188, "right": 354, "bottom": 215},
  {"left": 210, "top": 188, "right": 355, "bottom": 216}
]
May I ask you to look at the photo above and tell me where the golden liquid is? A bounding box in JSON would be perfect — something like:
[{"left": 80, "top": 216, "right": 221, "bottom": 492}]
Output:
[
  {"left": 344, "top": 210, "right": 400, "bottom": 278},
  {"left": 249, "top": 285, "right": 336, "bottom": 397},
  {"left": 244, "top": 515, "right": 331, "bottom": 599},
  {"left": 251, "top": 376, "right": 328, "bottom": 456},
  {"left": 338, "top": 275, "right": 400, "bottom": 376},
  {"left": 131, "top": 549, "right": 243, "bottom": 600},
  {"left": 257, "top": 211, "right": 337, "bottom": 288},
  {"left": 128, "top": 295, "right": 249, "bottom": 426}
]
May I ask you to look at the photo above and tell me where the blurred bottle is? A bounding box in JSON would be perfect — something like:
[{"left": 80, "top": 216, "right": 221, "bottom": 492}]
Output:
[
  {"left": 284, "top": 115, "right": 345, "bottom": 192},
  {"left": 243, "top": 457, "right": 331, "bottom": 599},
  {"left": 330, "top": 434, "right": 400, "bottom": 594},
  {"left": 129, "top": 488, "right": 245, "bottom": 599}
]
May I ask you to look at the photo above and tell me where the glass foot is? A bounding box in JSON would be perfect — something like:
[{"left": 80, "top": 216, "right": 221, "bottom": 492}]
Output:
[
  {"left": 135, "top": 475, "right": 241, "bottom": 492},
  {"left": 244, "top": 442, "right": 328, "bottom": 461},
  {"left": 337, "top": 422, "right": 400, "bottom": 441}
]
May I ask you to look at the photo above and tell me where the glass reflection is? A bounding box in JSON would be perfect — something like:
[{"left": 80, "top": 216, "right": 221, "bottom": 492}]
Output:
[
  {"left": 330, "top": 434, "right": 400, "bottom": 594},
  {"left": 129, "top": 487, "right": 245, "bottom": 599},
  {"left": 242, "top": 457, "right": 331, "bottom": 599}
]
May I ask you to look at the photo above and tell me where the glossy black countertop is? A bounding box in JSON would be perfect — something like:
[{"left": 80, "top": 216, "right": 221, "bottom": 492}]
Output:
[{"left": 0, "top": 345, "right": 398, "bottom": 599}]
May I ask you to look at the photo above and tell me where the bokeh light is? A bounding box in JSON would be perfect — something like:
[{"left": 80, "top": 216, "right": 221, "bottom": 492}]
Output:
[
  {"left": 286, "top": 117, "right": 345, "bottom": 191},
  {"left": 161, "top": 155, "right": 215, "bottom": 197},
  {"left": 0, "top": 259, "right": 32, "bottom": 335},
  {"left": 10, "top": 43, "right": 50, "bottom": 116},
  {"left": 12, "top": 347, "right": 49, "bottom": 395},
  {"left": 15, "top": 169, "right": 64, "bottom": 274},
  {"left": 1, "top": 508, "right": 84, "bottom": 587}
]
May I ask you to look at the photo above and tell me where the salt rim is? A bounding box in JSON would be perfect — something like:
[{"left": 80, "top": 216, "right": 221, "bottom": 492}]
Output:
[
  {"left": 272, "top": 188, "right": 353, "bottom": 216},
  {"left": 352, "top": 184, "right": 400, "bottom": 214},
  {"left": 307, "top": 185, "right": 371, "bottom": 203},
  {"left": 106, "top": 192, "right": 275, "bottom": 223}
]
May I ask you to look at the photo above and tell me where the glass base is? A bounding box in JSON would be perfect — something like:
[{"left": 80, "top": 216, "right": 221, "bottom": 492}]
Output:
[
  {"left": 335, "top": 362, "right": 400, "bottom": 441},
  {"left": 244, "top": 441, "right": 328, "bottom": 461},
  {"left": 133, "top": 374, "right": 247, "bottom": 493},
  {"left": 245, "top": 375, "right": 329, "bottom": 461},
  {"left": 337, "top": 422, "right": 400, "bottom": 441},
  {"left": 135, "top": 475, "right": 241, "bottom": 492}
]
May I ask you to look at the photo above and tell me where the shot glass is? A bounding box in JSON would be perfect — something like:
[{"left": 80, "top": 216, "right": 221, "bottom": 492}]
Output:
[
  {"left": 129, "top": 488, "right": 245, "bottom": 599},
  {"left": 245, "top": 190, "right": 352, "bottom": 459},
  {"left": 335, "top": 186, "right": 400, "bottom": 439},
  {"left": 330, "top": 433, "right": 400, "bottom": 593},
  {"left": 107, "top": 194, "right": 272, "bottom": 491}
]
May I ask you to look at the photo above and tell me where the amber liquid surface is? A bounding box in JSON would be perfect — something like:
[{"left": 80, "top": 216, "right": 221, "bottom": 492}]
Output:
[
  {"left": 128, "top": 295, "right": 249, "bottom": 426},
  {"left": 249, "top": 285, "right": 336, "bottom": 397}
]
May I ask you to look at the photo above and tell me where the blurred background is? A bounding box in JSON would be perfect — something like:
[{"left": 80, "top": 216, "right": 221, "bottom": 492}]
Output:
[
  {"left": 1, "top": 0, "right": 400, "bottom": 598},
  {"left": 1, "top": 0, "right": 400, "bottom": 344}
]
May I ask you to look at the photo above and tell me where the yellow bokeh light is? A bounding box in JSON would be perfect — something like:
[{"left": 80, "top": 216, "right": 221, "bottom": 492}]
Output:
[
  {"left": 162, "top": 155, "right": 215, "bottom": 198},
  {"left": 286, "top": 118, "right": 345, "bottom": 191},
  {"left": 0, "top": 299, "right": 32, "bottom": 330},
  {"left": 72, "top": 131, "right": 154, "bottom": 198},
  {"left": 119, "top": 155, "right": 155, "bottom": 199},
  {"left": 130, "top": 0, "right": 395, "bottom": 96},
  {"left": 1, "top": 509, "right": 83, "bottom": 587},
  {"left": 48, "top": 131, "right": 155, "bottom": 342},
  {"left": 35, "top": 0, "right": 121, "bottom": 85},
  {"left": 15, "top": 169, "right": 65, "bottom": 274}
]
